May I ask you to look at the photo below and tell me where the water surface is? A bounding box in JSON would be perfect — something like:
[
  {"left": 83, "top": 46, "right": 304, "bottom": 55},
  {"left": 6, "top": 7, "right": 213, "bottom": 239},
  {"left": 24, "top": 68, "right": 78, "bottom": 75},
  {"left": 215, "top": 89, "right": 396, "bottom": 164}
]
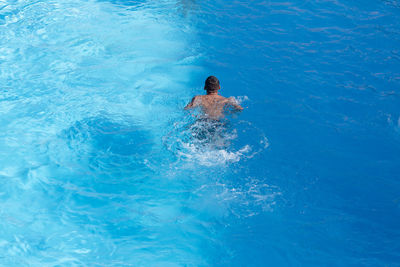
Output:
[{"left": 0, "top": 0, "right": 399, "bottom": 266}]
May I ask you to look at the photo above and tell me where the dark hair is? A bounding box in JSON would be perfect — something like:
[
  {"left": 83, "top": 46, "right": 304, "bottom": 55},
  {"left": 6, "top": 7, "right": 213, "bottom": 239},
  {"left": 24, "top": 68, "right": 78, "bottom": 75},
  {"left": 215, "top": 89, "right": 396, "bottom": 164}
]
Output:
[{"left": 204, "top": 76, "right": 220, "bottom": 92}]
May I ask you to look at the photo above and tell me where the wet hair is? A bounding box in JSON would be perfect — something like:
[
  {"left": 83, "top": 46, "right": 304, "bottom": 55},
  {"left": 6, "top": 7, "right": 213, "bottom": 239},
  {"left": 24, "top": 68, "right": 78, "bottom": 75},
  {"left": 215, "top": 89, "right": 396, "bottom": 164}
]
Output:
[{"left": 204, "top": 76, "right": 220, "bottom": 92}]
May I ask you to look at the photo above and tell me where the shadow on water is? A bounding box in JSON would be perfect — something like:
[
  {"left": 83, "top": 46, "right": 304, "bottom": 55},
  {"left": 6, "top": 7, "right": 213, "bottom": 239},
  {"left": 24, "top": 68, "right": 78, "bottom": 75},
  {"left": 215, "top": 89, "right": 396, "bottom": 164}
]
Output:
[{"left": 58, "top": 115, "right": 155, "bottom": 186}]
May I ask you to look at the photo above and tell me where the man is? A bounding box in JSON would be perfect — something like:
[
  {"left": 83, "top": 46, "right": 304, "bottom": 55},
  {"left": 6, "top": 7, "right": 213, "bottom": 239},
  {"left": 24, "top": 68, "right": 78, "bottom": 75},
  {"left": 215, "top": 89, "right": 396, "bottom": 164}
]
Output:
[{"left": 184, "top": 76, "right": 243, "bottom": 120}]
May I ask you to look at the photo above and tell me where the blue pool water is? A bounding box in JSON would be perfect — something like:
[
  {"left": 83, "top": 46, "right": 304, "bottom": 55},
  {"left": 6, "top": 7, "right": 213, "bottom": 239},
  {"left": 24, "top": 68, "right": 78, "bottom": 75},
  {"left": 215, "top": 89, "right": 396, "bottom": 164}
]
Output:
[{"left": 1, "top": 0, "right": 400, "bottom": 265}]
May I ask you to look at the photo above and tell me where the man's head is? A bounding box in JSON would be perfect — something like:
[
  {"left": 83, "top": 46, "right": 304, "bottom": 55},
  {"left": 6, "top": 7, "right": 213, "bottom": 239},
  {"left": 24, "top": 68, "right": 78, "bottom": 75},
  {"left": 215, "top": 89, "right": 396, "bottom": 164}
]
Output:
[{"left": 204, "top": 76, "right": 220, "bottom": 93}]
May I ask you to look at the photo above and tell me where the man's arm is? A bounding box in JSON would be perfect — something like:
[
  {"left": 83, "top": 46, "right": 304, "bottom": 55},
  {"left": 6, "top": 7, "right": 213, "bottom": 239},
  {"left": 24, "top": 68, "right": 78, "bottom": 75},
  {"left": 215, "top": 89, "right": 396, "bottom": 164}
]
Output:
[
  {"left": 227, "top": 97, "right": 243, "bottom": 111},
  {"left": 184, "top": 96, "right": 198, "bottom": 110}
]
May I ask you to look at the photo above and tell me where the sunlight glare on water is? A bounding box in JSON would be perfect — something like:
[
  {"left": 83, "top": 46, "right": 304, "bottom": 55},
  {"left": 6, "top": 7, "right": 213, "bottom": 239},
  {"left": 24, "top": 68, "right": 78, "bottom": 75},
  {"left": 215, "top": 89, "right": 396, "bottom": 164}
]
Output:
[{"left": 0, "top": 0, "right": 271, "bottom": 265}]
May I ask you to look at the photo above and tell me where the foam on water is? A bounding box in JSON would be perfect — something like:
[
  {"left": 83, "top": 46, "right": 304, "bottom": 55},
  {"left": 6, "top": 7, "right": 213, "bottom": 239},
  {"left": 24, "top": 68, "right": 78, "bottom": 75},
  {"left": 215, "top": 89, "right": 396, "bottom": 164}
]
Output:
[{"left": 164, "top": 115, "right": 269, "bottom": 167}]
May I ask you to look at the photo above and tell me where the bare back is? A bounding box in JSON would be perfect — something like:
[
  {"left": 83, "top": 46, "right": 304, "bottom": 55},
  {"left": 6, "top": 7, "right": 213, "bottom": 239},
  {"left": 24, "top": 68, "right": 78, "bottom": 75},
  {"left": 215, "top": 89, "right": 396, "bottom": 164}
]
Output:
[{"left": 185, "top": 94, "right": 243, "bottom": 119}]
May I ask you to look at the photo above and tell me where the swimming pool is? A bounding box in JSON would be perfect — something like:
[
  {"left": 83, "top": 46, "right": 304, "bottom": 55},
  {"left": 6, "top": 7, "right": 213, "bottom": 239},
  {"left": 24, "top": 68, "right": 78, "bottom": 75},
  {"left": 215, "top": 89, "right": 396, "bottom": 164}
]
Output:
[{"left": 0, "top": 0, "right": 399, "bottom": 265}]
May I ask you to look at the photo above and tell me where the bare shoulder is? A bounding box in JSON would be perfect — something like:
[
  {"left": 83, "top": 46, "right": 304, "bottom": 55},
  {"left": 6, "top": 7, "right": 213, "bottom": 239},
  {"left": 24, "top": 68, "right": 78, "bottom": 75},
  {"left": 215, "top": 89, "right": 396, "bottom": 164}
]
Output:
[
  {"left": 193, "top": 95, "right": 204, "bottom": 104},
  {"left": 213, "top": 95, "right": 229, "bottom": 102},
  {"left": 184, "top": 95, "right": 202, "bottom": 109}
]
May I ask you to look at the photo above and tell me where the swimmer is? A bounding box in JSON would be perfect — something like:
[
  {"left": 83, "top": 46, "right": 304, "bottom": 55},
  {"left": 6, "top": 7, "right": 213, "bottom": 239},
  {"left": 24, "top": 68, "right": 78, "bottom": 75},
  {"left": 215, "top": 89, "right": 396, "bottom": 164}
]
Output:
[{"left": 184, "top": 76, "right": 243, "bottom": 119}]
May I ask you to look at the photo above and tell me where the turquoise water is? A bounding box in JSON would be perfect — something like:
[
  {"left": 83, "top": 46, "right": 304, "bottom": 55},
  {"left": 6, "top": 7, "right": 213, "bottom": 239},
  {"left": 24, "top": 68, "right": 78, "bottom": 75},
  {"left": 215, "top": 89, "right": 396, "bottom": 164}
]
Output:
[{"left": 1, "top": 0, "right": 400, "bottom": 266}]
